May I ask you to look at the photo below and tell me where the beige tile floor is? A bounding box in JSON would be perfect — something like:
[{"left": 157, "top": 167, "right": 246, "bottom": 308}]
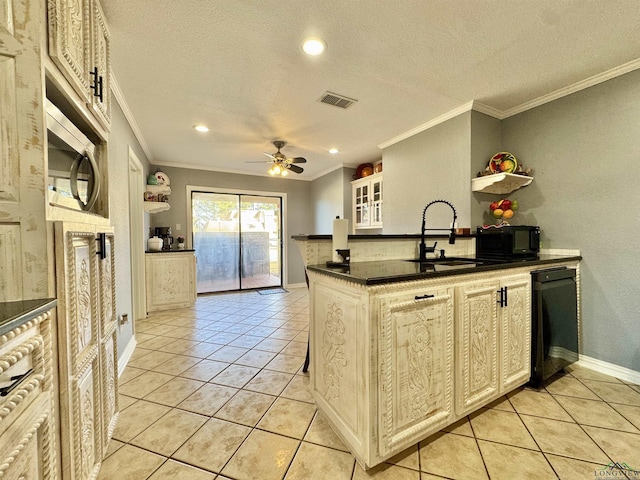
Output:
[{"left": 99, "top": 287, "right": 640, "bottom": 480}]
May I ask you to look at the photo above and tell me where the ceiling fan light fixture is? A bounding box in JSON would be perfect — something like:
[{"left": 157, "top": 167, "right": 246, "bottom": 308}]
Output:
[
  {"left": 302, "top": 36, "right": 326, "bottom": 56},
  {"left": 267, "top": 163, "right": 289, "bottom": 177},
  {"left": 193, "top": 124, "right": 209, "bottom": 133}
]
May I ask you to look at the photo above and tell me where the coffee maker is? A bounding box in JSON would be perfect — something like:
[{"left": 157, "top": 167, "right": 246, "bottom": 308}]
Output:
[{"left": 155, "top": 227, "right": 173, "bottom": 251}]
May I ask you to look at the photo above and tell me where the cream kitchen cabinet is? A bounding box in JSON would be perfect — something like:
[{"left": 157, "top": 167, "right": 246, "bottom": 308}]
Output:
[
  {"left": 54, "top": 221, "right": 119, "bottom": 480},
  {"left": 376, "top": 286, "right": 454, "bottom": 459},
  {"left": 497, "top": 275, "right": 532, "bottom": 392},
  {"left": 455, "top": 273, "right": 531, "bottom": 416},
  {"left": 0, "top": 300, "right": 57, "bottom": 480},
  {"left": 47, "top": 0, "right": 112, "bottom": 129},
  {"left": 308, "top": 267, "right": 533, "bottom": 468},
  {"left": 145, "top": 251, "right": 196, "bottom": 313},
  {"left": 0, "top": 0, "right": 49, "bottom": 302},
  {"left": 352, "top": 173, "right": 382, "bottom": 229}
]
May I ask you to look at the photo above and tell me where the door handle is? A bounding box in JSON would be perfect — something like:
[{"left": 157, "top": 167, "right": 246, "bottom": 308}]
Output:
[{"left": 496, "top": 286, "right": 509, "bottom": 307}]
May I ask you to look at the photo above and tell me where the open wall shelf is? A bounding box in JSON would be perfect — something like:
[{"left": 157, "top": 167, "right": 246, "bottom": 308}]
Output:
[{"left": 471, "top": 173, "right": 533, "bottom": 194}]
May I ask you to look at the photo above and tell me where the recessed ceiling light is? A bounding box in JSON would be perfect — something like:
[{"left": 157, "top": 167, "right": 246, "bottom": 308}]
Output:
[
  {"left": 193, "top": 124, "right": 209, "bottom": 133},
  {"left": 302, "top": 37, "right": 326, "bottom": 56},
  {"left": 329, "top": 148, "right": 340, "bottom": 154}
]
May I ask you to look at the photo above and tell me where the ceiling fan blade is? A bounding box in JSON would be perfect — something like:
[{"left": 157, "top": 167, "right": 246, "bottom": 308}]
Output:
[
  {"left": 245, "top": 160, "right": 272, "bottom": 164},
  {"left": 290, "top": 157, "right": 307, "bottom": 164},
  {"left": 288, "top": 164, "right": 304, "bottom": 174},
  {"left": 263, "top": 152, "right": 275, "bottom": 159}
]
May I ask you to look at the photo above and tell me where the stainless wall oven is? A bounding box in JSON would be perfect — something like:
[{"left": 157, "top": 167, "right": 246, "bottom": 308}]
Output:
[{"left": 46, "top": 100, "right": 101, "bottom": 213}]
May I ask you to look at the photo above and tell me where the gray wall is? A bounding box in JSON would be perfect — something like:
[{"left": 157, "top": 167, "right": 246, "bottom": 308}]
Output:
[
  {"left": 149, "top": 167, "right": 313, "bottom": 285},
  {"left": 470, "top": 112, "right": 502, "bottom": 225},
  {"left": 108, "top": 100, "right": 151, "bottom": 355},
  {"left": 310, "top": 167, "right": 356, "bottom": 233},
  {"left": 382, "top": 112, "right": 472, "bottom": 233},
  {"left": 501, "top": 69, "right": 640, "bottom": 372}
]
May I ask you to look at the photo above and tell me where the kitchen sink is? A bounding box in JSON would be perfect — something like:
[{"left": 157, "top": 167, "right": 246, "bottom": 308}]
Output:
[{"left": 404, "top": 257, "right": 488, "bottom": 266}]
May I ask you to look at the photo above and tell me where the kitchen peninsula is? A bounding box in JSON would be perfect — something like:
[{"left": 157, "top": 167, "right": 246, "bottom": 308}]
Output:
[{"left": 294, "top": 234, "right": 581, "bottom": 468}]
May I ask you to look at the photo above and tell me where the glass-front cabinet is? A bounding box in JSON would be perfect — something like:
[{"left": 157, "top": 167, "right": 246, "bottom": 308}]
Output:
[{"left": 352, "top": 173, "right": 382, "bottom": 229}]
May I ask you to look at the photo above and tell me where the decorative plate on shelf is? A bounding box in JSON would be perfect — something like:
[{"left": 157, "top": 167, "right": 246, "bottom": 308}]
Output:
[
  {"left": 154, "top": 171, "right": 170, "bottom": 186},
  {"left": 355, "top": 163, "right": 373, "bottom": 179},
  {"left": 361, "top": 165, "right": 373, "bottom": 177},
  {"left": 488, "top": 152, "right": 517, "bottom": 174}
]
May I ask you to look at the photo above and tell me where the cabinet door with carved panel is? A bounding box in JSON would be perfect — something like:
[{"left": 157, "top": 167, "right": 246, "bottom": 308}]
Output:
[
  {"left": 499, "top": 274, "right": 531, "bottom": 392},
  {"left": 455, "top": 280, "right": 500, "bottom": 416},
  {"left": 55, "top": 223, "right": 102, "bottom": 480},
  {"left": 145, "top": 252, "right": 196, "bottom": 312},
  {"left": 98, "top": 233, "right": 119, "bottom": 453},
  {"left": 47, "top": 0, "right": 92, "bottom": 102},
  {"left": 47, "top": 0, "right": 111, "bottom": 128},
  {"left": 90, "top": 0, "right": 111, "bottom": 127},
  {"left": 55, "top": 221, "right": 117, "bottom": 480},
  {"left": 0, "top": 0, "right": 48, "bottom": 302},
  {"left": 376, "top": 285, "right": 454, "bottom": 459}
]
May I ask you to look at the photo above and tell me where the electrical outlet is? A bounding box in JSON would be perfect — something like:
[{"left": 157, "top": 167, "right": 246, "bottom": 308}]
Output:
[{"left": 176, "top": 223, "right": 182, "bottom": 231}]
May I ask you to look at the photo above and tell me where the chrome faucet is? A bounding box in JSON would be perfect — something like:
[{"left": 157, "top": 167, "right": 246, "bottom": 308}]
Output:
[{"left": 419, "top": 199, "right": 458, "bottom": 262}]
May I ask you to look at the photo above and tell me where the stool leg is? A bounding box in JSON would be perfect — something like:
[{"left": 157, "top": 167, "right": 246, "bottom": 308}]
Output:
[
  {"left": 303, "top": 338, "right": 310, "bottom": 372},
  {"left": 303, "top": 270, "right": 310, "bottom": 373}
]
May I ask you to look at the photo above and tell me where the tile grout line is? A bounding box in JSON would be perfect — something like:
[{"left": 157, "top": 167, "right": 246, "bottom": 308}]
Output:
[{"left": 504, "top": 388, "right": 561, "bottom": 478}]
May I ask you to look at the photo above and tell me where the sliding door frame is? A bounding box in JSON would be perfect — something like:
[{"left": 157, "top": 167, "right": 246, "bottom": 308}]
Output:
[{"left": 186, "top": 185, "right": 289, "bottom": 290}]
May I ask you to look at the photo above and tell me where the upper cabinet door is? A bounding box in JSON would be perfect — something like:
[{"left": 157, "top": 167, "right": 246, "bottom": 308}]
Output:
[
  {"left": 90, "top": 0, "right": 111, "bottom": 128},
  {"left": 47, "top": 0, "right": 93, "bottom": 103},
  {"left": 0, "top": 0, "right": 48, "bottom": 301},
  {"left": 47, "top": 0, "right": 112, "bottom": 129}
]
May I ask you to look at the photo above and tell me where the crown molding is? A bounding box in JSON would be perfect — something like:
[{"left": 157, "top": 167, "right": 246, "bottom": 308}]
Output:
[
  {"left": 152, "top": 159, "right": 311, "bottom": 181},
  {"left": 378, "top": 58, "right": 640, "bottom": 149},
  {"left": 307, "top": 163, "right": 350, "bottom": 181},
  {"left": 377, "top": 101, "right": 475, "bottom": 149},
  {"left": 470, "top": 101, "right": 503, "bottom": 119},
  {"left": 502, "top": 58, "right": 640, "bottom": 118},
  {"left": 110, "top": 73, "right": 154, "bottom": 162}
]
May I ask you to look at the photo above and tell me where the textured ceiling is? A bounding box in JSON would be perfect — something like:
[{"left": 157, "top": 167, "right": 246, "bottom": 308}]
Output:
[{"left": 102, "top": 0, "right": 640, "bottom": 180}]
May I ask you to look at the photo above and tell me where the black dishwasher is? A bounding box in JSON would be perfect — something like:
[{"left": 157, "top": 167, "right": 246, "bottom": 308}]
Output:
[{"left": 530, "top": 267, "right": 578, "bottom": 388}]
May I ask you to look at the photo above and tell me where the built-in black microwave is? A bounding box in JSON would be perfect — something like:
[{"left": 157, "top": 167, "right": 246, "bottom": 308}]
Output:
[
  {"left": 476, "top": 225, "right": 540, "bottom": 259},
  {"left": 46, "top": 100, "right": 101, "bottom": 213}
]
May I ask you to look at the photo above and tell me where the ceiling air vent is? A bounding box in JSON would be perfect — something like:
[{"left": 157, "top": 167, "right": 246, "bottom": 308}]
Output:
[{"left": 318, "top": 91, "right": 357, "bottom": 109}]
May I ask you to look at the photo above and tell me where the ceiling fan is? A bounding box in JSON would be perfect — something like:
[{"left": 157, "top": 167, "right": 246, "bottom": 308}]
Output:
[{"left": 247, "top": 140, "right": 306, "bottom": 176}]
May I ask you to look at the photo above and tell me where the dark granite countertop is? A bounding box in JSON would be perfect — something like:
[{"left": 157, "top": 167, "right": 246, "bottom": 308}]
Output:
[
  {"left": 145, "top": 249, "right": 196, "bottom": 254},
  {"left": 0, "top": 298, "right": 57, "bottom": 336},
  {"left": 306, "top": 254, "right": 581, "bottom": 285},
  {"left": 292, "top": 233, "right": 474, "bottom": 240}
]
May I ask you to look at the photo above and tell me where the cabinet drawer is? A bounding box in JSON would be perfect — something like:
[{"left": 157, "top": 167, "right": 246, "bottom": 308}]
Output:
[
  {"left": 0, "top": 330, "right": 45, "bottom": 431},
  {"left": 4, "top": 427, "right": 39, "bottom": 480},
  {"left": 0, "top": 393, "right": 54, "bottom": 480}
]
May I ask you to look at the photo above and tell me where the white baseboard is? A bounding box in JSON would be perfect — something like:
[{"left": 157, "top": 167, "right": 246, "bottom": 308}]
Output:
[
  {"left": 118, "top": 336, "right": 138, "bottom": 377},
  {"left": 578, "top": 354, "right": 640, "bottom": 385},
  {"left": 285, "top": 282, "right": 307, "bottom": 290},
  {"left": 548, "top": 346, "right": 579, "bottom": 363}
]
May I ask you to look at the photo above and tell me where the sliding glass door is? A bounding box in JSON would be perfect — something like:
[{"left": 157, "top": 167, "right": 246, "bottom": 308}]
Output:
[{"left": 191, "top": 191, "right": 282, "bottom": 293}]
